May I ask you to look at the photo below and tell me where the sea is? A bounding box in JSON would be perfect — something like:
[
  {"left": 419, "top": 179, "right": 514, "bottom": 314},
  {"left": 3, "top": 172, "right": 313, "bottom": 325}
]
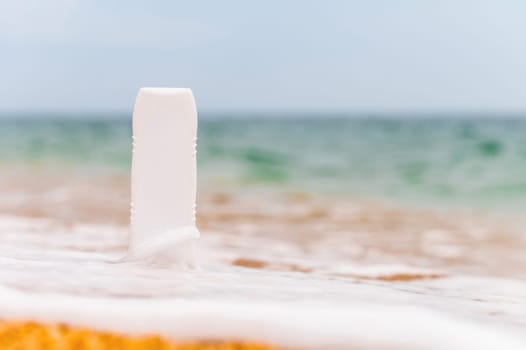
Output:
[{"left": 1, "top": 113, "right": 526, "bottom": 210}]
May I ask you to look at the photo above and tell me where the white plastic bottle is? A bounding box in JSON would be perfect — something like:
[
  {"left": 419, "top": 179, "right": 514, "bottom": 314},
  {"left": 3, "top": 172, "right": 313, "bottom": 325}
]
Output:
[{"left": 127, "top": 87, "right": 200, "bottom": 266}]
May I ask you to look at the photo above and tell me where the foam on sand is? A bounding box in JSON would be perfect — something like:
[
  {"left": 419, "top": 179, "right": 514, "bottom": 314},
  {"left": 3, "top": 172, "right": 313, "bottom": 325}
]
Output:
[{"left": 0, "top": 216, "right": 525, "bottom": 349}]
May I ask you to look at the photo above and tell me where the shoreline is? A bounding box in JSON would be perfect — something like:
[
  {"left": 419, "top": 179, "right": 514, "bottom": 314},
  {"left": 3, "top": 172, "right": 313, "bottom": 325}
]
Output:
[
  {"left": 1, "top": 170, "right": 525, "bottom": 279},
  {"left": 2, "top": 161, "right": 526, "bottom": 216}
]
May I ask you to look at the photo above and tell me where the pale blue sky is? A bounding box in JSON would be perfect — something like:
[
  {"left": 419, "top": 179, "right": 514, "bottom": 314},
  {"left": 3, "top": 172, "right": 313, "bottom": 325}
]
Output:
[{"left": 1, "top": 0, "right": 526, "bottom": 113}]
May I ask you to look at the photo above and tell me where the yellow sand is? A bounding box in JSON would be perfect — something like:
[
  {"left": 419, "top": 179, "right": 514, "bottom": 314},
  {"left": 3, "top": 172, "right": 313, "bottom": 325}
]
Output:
[{"left": 0, "top": 322, "right": 275, "bottom": 350}]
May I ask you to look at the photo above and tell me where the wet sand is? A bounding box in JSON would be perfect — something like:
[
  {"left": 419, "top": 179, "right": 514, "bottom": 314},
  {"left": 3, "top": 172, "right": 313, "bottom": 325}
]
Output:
[{"left": 0, "top": 322, "right": 273, "bottom": 350}]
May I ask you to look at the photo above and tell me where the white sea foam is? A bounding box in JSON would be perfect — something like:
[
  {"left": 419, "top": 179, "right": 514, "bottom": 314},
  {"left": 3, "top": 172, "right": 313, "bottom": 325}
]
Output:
[
  {"left": 1, "top": 286, "right": 525, "bottom": 350},
  {"left": 0, "top": 216, "right": 525, "bottom": 349}
]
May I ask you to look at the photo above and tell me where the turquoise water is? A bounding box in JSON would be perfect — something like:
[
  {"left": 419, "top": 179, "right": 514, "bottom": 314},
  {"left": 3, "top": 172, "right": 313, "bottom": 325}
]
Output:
[{"left": 1, "top": 115, "right": 526, "bottom": 208}]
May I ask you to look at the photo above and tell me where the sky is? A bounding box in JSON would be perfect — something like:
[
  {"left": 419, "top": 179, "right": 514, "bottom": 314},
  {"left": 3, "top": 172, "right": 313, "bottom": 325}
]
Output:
[{"left": 1, "top": 0, "right": 526, "bottom": 113}]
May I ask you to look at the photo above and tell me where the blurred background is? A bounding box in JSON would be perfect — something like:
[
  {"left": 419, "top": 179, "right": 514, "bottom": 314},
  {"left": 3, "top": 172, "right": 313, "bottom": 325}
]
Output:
[{"left": 1, "top": 1, "right": 526, "bottom": 235}]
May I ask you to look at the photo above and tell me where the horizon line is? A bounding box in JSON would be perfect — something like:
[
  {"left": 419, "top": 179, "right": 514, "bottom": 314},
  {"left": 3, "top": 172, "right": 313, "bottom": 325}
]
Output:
[{"left": 2, "top": 108, "right": 526, "bottom": 119}]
